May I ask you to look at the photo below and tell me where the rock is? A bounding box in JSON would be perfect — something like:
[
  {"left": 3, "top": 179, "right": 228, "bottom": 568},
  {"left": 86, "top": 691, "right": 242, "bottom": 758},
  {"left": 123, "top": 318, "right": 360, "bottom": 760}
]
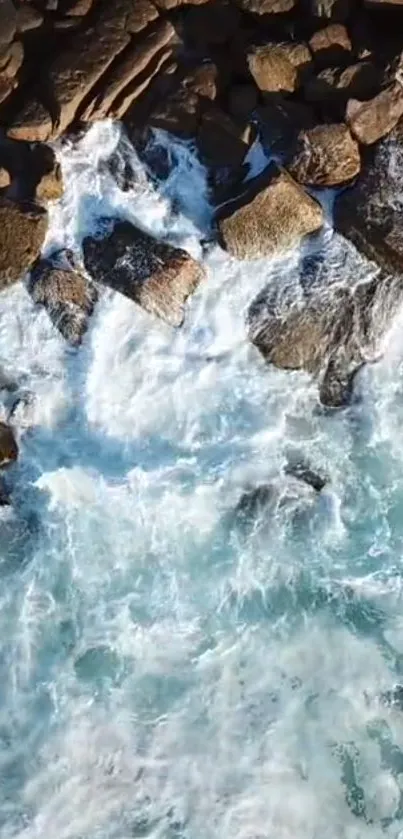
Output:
[
  {"left": 32, "top": 146, "right": 64, "bottom": 204},
  {"left": 126, "top": 0, "right": 159, "bottom": 33},
  {"left": 304, "top": 61, "right": 381, "bottom": 118},
  {"left": 82, "top": 219, "right": 205, "bottom": 327},
  {"left": 16, "top": 3, "right": 44, "bottom": 31},
  {"left": 0, "top": 477, "right": 10, "bottom": 506},
  {"left": 7, "top": 98, "right": 52, "bottom": 142},
  {"left": 0, "top": 422, "right": 18, "bottom": 467},
  {"left": 0, "top": 75, "right": 15, "bottom": 105},
  {"left": 0, "top": 167, "right": 10, "bottom": 188},
  {"left": 184, "top": 1, "right": 241, "bottom": 46},
  {"left": 309, "top": 23, "right": 352, "bottom": 67},
  {"left": 65, "top": 0, "right": 95, "bottom": 14},
  {"left": 234, "top": 484, "right": 274, "bottom": 528},
  {"left": 1, "top": 40, "right": 24, "bottom": 78},
  {"left": 334, "top": 125, "right": 403, "bottom": 274},
  {"left": 258, "top": 99, "right": 315, "bottom": 160},
  {"left": 248, "top": 44, "right": 298, "bottom": 94},
  {"left": 0, "top": 0, "right": 17, "bottom": 48},
  {"left": 217, "top": 163, "right": 323, "bottom": 260},
  {"left": 247, "top": 242, "right": 401, "bottom": 407},
  {"left": 82, "top": 20, "right": 175, "bottom": 121},
  {"left": 149, "top": 64, "right": 217, "bottom": 136},
  {"left": 227, "top": 83, "right": 258, "bottom": 119},
  {"left": 235, "top": 0, "right": 296, "bottom": 13},
  {"left": 153, "top": 0, "right": 208, "bottom": 7},
  {"left": 309, "top": 0, "right": 353, "bottom": 20},
  {"left": 197, "top": 108, "right": 254, "bottom": 167},
  {"left": 381, "top": 685, "right": 403, "bottom": 710},
  {"left": 284, "top": 461, "right": 327, "bottom": 491},
  {"left": 28, "top": 256, "right": 98, "bottom": 345},
  {"left": 346, "top": 84, "right": 403, "bottom": 145},
  {"left": 0, "top": 198, "right": 48, "bottom": 289},
  {"left": 185, "top": 63, "right": 219, "bottom": 101},
  {"left": 288, "top": 123, "right": 360, "bottom": 187}
]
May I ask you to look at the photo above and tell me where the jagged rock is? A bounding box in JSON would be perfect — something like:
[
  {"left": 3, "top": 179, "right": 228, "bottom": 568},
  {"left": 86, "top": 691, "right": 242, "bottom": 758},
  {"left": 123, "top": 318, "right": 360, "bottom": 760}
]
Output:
[
  {"left": 0, "top": 198, "right": 48, "bottom": 289},
  {"left": 217, "top": 163, "right": 323, "bottom": 260},
  {"left": 65, "top": 0, "right": 95, "bottom": 14},
  {"left": 227, "top": 84, "right": 258, "bottom": 119},
  {"left": 247, "top": 244, "right": 401, "bottom": 407},
  {"left": 346, "top": 84, "right": 403, "bottom": 145},
  {"left": 309, "top": 23, "right": 352, "bottom": 67},
  {"left": 82, "top": 20, "right": 175, "bottom": 121},
  {"left": 0, "top": 422, "right": 18, "bottom": 467},
  {"left": 248, "top": 44, "right": 298, "bottom": 94},
  {"left": 235, "top": 0, "right": 296, "bottom": 12},
  {"left": 0, "top": 0, "right": 17, "bottom": 48},
  {"left": 258, "top": 99, "right": 315, "bottom": 160},
  {"left": 126, "top": 0, "right": 159, "bottom": 33},
  {"left": 289, "top": 123, "right": 360, "bottom": 187},
  {"left": 0, "top": 167, "right": 10, "bottom": 188},
  {"left": 33, "top": 149, "right": 64, "bottom": 205},
  {"left": 16, "top": 3, "right": 44, "bottom": 31},
  {"left": 1, "top": 41, "right": 24, "bottom": 79},
  {"left": 284, "top": 462, "right": 327, "bottom": 491},
  {"left": 234, "top": 484, "right": 274, "bottom": 528},
  {"left": 149, "top": 64, "right": 216, "bottom": 136},
  {"left": 197, "top": 108, "right": 254, "bottom": 167},
  {"left": 304, "top": 61, "right": 381, "bottom": 118},
  {"left": 334, "top": 126, "right": 403, "bottom": 273},
  {"left": 28, "top": 256, "right": 98, "bottom": 345},
  {"left": 7, "top": 98, "right": 52, "bottom": 142},
  {"left": 82, "top": 219, "right": 205, "bottom": 327}
]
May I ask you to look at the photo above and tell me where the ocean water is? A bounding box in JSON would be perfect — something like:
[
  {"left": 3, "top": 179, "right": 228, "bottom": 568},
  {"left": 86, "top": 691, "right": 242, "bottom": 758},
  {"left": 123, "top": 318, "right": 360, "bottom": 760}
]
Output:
[{"left": 1, "top": 121, "right": 403, "bottom": 839}]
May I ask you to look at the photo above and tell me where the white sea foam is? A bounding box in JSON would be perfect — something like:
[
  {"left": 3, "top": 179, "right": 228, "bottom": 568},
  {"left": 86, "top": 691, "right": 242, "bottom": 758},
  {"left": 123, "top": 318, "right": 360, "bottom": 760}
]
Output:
[{"left": 1, "top": 121, "right": 403, "bottom": 839}]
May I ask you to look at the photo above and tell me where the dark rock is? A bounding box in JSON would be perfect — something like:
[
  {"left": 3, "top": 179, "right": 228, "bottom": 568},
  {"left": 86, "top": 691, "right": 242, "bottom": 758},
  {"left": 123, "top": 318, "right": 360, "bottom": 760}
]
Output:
[
  {"left": 217, "top": 162, "right": 323, "bottom": 260},
  {"left": 227, "top": 83, "right": 258, "bottom": 120},
  {"left": 346, "top": 84, "right": 403, "bottom": 145},
  {"left": 0, "top": 477, "right": 10, "bottom": 506},
  {"left": 0, "top": 422, "right": 18, "bottom": 467},
  {"left": 381, "top": 685, "right": 403, "bottom": 710},
  {"left": 28, "top": 256, "right": 98, "bottom": 345},
  {"left": 304, "top": 61, "right": 381, "bottom": 118},
  {"left": 83, "top": 219, "right": 205, "bottom": 327},
  {"left": 16, "top": 3, "right": 44, "bottom": 32},
  {"left": 288, "top": 123, "right": 360, "bottom": 187},
  {"left": 247, "top": 242, "right": 402, "bottom": 407},
  {"left": 284, "top": 461, "right": 327, "bottom": 491},
  {"left": 308, "top": 0, "right": 354, "bottom": 21},
  {"left": 7, "top": 98, "right": 52, "bottom": 142},
  {"left": 0, "top": 198, "right": 48, "bottom": 289},
  {"left": 334, "top": 125, "right": 403, "bottom": 273},
  {"left": 234, "top": 484, "right": 274, "bottom": 527},
  {"left": 258, "top": 99, "right": 316, "bottom": 160},
  {"left": 0, "top": 0, "right": 17, "bottom": 48},
  {"left": 184, "top": 0, "right": 241, "bottom": 46},
  {"left": 197, "top": 108, "right": 254, "bottom": 167},
  {"left": 309, "top": 23, "right": 352, "bottom": 67}
]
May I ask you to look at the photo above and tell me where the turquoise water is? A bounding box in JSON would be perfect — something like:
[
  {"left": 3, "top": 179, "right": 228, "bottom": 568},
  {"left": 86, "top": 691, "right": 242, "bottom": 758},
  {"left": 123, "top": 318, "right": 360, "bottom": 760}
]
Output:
[{"left": 1, "top": 122, "right": 403, "bottom": 838}]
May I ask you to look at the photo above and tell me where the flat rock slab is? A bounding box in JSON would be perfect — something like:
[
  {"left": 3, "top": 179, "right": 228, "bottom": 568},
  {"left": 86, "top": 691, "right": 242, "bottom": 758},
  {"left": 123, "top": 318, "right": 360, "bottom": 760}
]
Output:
[
  {"left": 217, "top": 163, "right": 323, "bottom": 260},
  {"left": 0, "top": 198, "right": 48, "bottom": 289},
  {"left": 28, "top": 257, "right": 98, "bottom": 345},
  {"left": 82, "top": 219, "right": 205, "bottom": 327},
  {"left": 0, "top": 422, "right": 18, "bottom": 467}
]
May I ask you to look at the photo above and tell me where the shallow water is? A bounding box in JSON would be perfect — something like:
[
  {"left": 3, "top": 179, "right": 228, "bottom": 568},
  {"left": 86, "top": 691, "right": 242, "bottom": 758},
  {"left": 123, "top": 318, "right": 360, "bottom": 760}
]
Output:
[{"left": 1, "top": 121, "right": 403, "bottom": 839}]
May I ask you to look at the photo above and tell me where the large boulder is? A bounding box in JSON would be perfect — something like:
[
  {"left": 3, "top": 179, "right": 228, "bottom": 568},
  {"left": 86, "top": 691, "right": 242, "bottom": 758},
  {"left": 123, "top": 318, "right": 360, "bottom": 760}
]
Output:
[
  {"left": 0, "top": 199, "right": 48, "bottom": 289},
  {"left": 82, "top": 220, "right": 205, "bottom": 327},
  {"left": 217, "top": 163, "right": 324, "bottom": 260},
  {"left": 197, "top": 108, "right": 254, "bottom": 167},
  {"left": 304, "top": 60, "right": 381, "bottom": 120},
  {"left": 309, "top": 23, "right": 352, "bottom": 67},
  {"left": 28, "top": 256, "right": 98, "bottom": 345},
  {"left": 334, "top": 124, "right": 403, "bottom": 274},
  {"left": 346, "top": 84, "right": 403, "bottom": 145},
  {"left": 247, "top": 44, "right": 299, "bottom": 94},
  {"left": 247, "top": 242, "right": 402, "bottom": 406},
  {"left": 0, "top": 422, "right": 18, "bottom": 467},
  {"left": 289, "top": 123, "right": 361, "bottom": 187}
]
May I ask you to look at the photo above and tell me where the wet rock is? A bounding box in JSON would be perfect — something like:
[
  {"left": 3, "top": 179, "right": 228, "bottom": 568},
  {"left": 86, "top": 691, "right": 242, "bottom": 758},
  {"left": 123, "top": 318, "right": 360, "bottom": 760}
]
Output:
[
  {"left": 83, "top": 219, "right": 205, "bottom": 327},
  {"left": 217, "top": 163, "right": 323, "bottom": 260},
  {"left": 309, "top": 23, "right": 352, "bottom": 67},
  {"left": 258, "top": 99, "right": 316, "bottom": 161},
  {"left": 0, "top": 422, "right": 18, "bottom": 467},
  {"left": 7, "top": 98, "right": 52, "bottom": 143},
  {"left": 284, "top": 461, "right": 327, "bottom": 491},
  {"left": 247, "top": 245, "right": 402, "bottom": 407},
  {"left": 0, "top": 198, "right": 48, "bottom": 289},
  {"left": 346, "top": 84, "right": 403, "bottom": 145},
  {"left": 381, "top": 685, "right": 403, "bottom": 710},
  {"left": 33, "top": 147, "right": 64, "bottom": 204},
  {"left": 289, "top": 123, "right": 360, "bottom": 187},
  {"left": 334, "top": 126, "right": 403, "bottom": 274},
  {"left": 0, "top": 166, "right": 10, "bottom": 188},
  {"left": 234, "top": 484, "right": 274, "bottom": 527},
  {"left": 0, "top": 477, "right": 10, "bottom": 506},
  {"left": 28, "top": 256, "right": 98, "bottom": 345},
  {"left": 197, "top": 108, "right": 255, "bottom": 168},
  {"left": 248, "top": 44, "right": 298, "bottom": 95}
]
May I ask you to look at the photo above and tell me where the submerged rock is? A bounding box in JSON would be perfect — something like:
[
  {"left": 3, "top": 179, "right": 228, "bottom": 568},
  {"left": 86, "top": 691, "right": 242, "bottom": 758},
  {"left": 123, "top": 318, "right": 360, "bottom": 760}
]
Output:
[
  {"left": 83, "top": 219, "right": 205, "bottom": 327},
  {"left": 0, "top": 477, "right": 10, "bottom": 506},
  {"left": 0, "top": 422, "right": 18, "bottom": 467},
  {"left": 233, "top": 484, "right": 275, "bottom": 527},
  {"left": 28, "top": 255, "right": 98, "bottom": 345},
  {"left": 284, "top": 461, "right": 327, "bottom": 491},
  {"left": 0, "top": 198, "right": 48, "bottom": 289},
  {"left": 247, "top": 245, "right": 402, "bottom": 407},
  {"left": 217, "top": 163, "right": 323, "bottom": 260}
]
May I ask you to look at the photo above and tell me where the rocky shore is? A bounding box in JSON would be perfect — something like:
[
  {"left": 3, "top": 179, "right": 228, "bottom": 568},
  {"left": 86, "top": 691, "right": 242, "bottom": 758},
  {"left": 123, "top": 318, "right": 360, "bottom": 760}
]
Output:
[{"left": 2, "top": 0, "right": 403, "bottom": 478}]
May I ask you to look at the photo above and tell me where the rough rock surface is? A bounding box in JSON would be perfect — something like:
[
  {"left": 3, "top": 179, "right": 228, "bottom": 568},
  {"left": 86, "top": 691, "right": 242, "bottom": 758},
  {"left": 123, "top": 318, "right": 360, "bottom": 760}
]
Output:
[
  {"left": 0, "top": 422, "right": 18, "bottom": 467},
  {"left": 289, "top": 123, "right": 361, "bottom": 187},
  {"left": 309, "top": 23, "right": 352, "bottom": 66},
  {"left": 346, "top": 84, "right": 403, "bottom": 145},
  {"left": 248, "top": 44, "right": 298, "bottom": 95},
  {"left": 0, "top": 167, "right": 10, "bottom": 188},
  {"left": 0, "top": 199, "right": 48, "bottom": 289},
  {"left": 217, "top": 163, "right": 324, "bottom": 260},
  {"left": 28, "top": 257, "right": 98, "bottom": 345},
  {"left": 82, "top": 220, "right": 205, "bottom": 327}
]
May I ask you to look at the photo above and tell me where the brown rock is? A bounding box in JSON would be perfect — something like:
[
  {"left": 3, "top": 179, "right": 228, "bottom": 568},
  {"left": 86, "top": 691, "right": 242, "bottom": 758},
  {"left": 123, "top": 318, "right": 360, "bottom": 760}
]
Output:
[
  {"left": 309, "top": 23, "right": 352, "bottom": 67},
  {"left": 16, "top": 3, "right": 44, "bottom": 31},
  {"left": 7, "top": 98, "right": 52, "bottom": 142},
  {"left": 0, "top": 0, "right": 16, "bottom": 48},
  {"left": 346, "top": 84, "right": 403, "bottom": 145},
  {"left": 217, "top": 163, "right": 323, "bottom": 260},
  {"left": 111, "top": 49, "right": 174, "bottom": 120},
  {"left": 289, "top": 123, "right": 360, "bottom": 187},
  {"left": 35, "top": 160, "right": 63, "bottom": 204},
  {"left": 197, "top": 108, "right": 254, "bottom": 167},
  {"left": 184, "top": 1, "right": 241, "bottom": 46},
  {"left": 0, "top": 167, "right": 10, "bottom": 188},
  {"left": 0, "top": 198, "right": 48, "bottom": 289},
  {"left": 0, "top": 422, "right": 18, "bottom": 467},
  {"left": 65, "top": 0, "right": 94, "bottom": 14},
  {"left": 186, "top": 63, "right": 218, "bottom": 101},
  {"left": 248, "top": 44, "right": 298, "bottom": 95},
  {"left": 28, "top": 257, "right": 98, "bottom": 345},
  {"left": 126, "top": 0, "right": 159, "bottom": 33},
  {"left": 235, "top": 0, "right": 296, "bottom": 12},
  {"left": 149, "top": 68, "right": 206, "bottom": 136},
  {"left": 228, "top": 83, "right": 258, "bottom": 119},
  {"left": 0, "top": 75, "right": 15, "bottom": 105},
  {"left": 304, "top": 61, "right": 381, "bottom": 118},
  {"left": 82, "top": 220, "right": 205, "bottom": 327},
  {"left": 82, "top": 20, "right": 175, "bottom": 121},
  {"left": 153, "top": 0, "right": 207, "bottom": 6},
  {"left": 1, "top": 40, "right": 24, "bottom": 79}
]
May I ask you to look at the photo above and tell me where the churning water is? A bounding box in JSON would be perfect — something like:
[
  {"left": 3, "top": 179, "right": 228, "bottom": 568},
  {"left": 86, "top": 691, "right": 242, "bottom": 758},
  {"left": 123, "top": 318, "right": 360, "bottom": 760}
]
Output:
[{"left": 2, "top": 120, "right": 403, "bottom": 839}]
